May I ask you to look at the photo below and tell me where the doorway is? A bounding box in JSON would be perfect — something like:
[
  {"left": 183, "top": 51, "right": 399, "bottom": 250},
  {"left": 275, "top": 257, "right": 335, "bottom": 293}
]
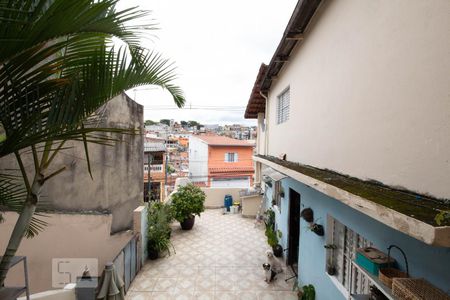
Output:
[{"left": 288, "top": 189, "right": 301, "bottom": 266}]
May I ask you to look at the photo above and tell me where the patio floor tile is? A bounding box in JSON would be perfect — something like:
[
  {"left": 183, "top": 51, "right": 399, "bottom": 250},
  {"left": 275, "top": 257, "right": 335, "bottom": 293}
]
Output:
[{"left": 126, "top": 209, "right": 298, "bottom": 299}]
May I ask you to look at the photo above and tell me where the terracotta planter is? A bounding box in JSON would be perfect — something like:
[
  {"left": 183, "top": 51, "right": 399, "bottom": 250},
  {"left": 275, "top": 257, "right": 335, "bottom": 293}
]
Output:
[{"left": 180, "top": 215, "right": 195, "bottom": 230}]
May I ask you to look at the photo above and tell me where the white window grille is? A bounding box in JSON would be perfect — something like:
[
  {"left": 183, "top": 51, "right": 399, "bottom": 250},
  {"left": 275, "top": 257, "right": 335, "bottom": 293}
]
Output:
[
  {"left": 273, "top": 181, "right": 282, "bottom": 211},
  {"left": 224, "top": 152, "right": 238, "bottom": 162},
  {"left": 277, "top": 87, "right": 290, "bottom": 124},
  {"left": 327, "top": 215, "right": 373, "bottom": 296}
]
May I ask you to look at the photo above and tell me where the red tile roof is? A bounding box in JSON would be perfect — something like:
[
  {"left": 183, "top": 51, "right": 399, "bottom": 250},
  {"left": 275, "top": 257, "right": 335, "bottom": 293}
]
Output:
[
  {"left": 209, "top": 166, "right": 254, "bottom": 173},
  {"left": 195, "top": 135, "right": 254, "bottom": 147}
]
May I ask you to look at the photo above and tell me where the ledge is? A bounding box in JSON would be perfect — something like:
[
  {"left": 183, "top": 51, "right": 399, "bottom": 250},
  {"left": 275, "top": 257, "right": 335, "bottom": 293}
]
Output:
[{"left": 254, "top": 155, "right": 450, "bottom": 247}]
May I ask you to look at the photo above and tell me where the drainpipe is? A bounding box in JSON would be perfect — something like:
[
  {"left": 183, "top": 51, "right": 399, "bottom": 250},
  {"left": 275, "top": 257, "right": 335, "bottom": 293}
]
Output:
[{"left": 259, "top": 91, "right": 269, "bottom": 156}]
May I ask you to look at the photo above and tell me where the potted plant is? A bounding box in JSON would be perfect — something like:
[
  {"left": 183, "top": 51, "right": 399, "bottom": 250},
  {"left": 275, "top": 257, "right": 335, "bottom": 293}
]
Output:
[
  {"left": 147, "top": 202, "right": 175, "bottom": 259},
  {"left": 264, "top": 208, "right": 283, "bottom": 257},
  {"left": 293, "top": 280, "right": 316, "bottom": 300},
  {"left": 308, "top": 223, "right": 324, "bottom": 236},
  {"left": 266, "top": 228, "right": 283, "bottom": 257},
  {"left": 171, "top": 184, "right": 205, "bottom": 230}
]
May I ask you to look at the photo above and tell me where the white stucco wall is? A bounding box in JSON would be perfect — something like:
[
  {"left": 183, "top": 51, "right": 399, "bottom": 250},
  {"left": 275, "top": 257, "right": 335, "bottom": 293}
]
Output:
[
  {"left": 265, "top": 0, "right": 450, "bottom": 198},
  {"left": 188, "top": 136, "right": 208, "bottom": 184}
]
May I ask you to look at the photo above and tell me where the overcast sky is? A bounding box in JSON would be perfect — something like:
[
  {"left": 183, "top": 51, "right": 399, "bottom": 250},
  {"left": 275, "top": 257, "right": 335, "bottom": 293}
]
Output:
[{"left": 117, "top": 0, "right": 297, "bottom": 126}]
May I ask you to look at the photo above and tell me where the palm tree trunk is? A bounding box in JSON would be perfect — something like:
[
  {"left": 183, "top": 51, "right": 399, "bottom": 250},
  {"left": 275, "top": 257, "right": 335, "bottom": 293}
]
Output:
[{"left": 0, "top": 174, "right": 43, "bottom": 287}]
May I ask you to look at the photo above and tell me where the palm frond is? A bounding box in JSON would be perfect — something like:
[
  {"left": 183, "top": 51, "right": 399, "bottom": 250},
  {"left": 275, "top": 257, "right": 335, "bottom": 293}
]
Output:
[{"left": 0, "top": 172, "right": 47, "bottom": 237}]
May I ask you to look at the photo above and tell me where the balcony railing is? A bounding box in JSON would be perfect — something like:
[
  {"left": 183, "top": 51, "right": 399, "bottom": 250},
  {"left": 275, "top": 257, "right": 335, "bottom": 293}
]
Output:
[{"left": 143, "top": 164, "right": 164, "bottom": 173}]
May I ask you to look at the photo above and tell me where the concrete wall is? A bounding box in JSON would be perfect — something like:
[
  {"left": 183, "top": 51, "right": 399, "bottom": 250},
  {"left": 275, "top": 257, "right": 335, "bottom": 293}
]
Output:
[
  {"left": 0, "top": 93, "right": 144, "bottom": 232},
  {"left": 264, "top": 177, "right": 450, "bottom": 299},
  {"left": 188, "top": 136, "right": 208, "bottom": 184},
  {"left": 133, "top": 205, "right": 148, "bottom": 265},
  {"left": 201, "top": 187, "right": 243, "bottom": 208},
  {"left": 264, "top": 0, "right": 450, "bottom": 198},
  {"left": 0, "top": 212, "right": 133, "bottom": 294}
]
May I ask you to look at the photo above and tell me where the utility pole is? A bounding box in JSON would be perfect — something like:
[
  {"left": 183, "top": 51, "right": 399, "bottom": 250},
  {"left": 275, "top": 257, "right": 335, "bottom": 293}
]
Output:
[
  {"left": 147, "top": 153, "right": 152, "bottom": 201},
  {"left": 164, "top": 151, "right": 168, "bottom": 186}
]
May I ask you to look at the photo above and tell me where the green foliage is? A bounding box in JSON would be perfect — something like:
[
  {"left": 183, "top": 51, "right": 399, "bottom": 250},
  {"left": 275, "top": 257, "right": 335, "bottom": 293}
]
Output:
[
  {"left": 0, "top": 0, "right": 186, "bottom": 234},
  {"left": 266, "top": 228, "right": 282, "bottom": 248},
  {"left": 147, "top": 202, "right": 175, "bottom": 255},
  {"left": 293, "top": 281, "right": 316, "bottom": 300},
  {"left": 435, "top": 210, "right": 450, "bottom": 225},
  {"left": 263, "top": 208, "right": 281, "bottom": 247},
  {"left": 160, "top": 119, "right": 171, "bottom": 126},
  {"left": 264, "top": 208, "right": 276, "bottom": 230},
  {"left": 170, "top": 184, "right": 205, "bottom": 222},
  {"left": 180, "top": 121, "right": 188, "bottom": 126},
  {"left": 301, "top": 285, "right": 316, "bottom": 300},
  {"left": 145, "top": 120, "right": 157, "bottom": 126},
  {"left": 0, "top": 0, "right": 185, "bottom": 283},
  {"left": 188, "top": 120, "right": 202, "bottom": 129}
]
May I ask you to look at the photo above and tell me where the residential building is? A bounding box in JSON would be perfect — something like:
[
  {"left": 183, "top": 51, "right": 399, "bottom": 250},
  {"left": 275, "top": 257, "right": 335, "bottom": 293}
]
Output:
[
  {"left": 189, "top": 135, "right": 255, "bottom": 188},
  {"left": 145, "top": 123, "right": 170, "bottom": 139},
  {"left": 144, "top": 142, "right": 166, "bottom": 201},
  {"left": 245, "top": 1, "right": 450, "bottom": 299},
  {"left": 0, "top": 93, "right": 143, "bottom": 293}
]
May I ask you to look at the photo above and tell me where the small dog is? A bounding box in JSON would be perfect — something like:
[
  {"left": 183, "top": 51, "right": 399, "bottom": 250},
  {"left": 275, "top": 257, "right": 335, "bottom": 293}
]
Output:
[
  {"left": 262, "top": 263, "right": 276, "bottom": 282},
  {"left": 266, "top": 250, "right": 282, "bottom": 273},
  {"left": 263, "top": 250, "right": 283, "bottom": 283}
]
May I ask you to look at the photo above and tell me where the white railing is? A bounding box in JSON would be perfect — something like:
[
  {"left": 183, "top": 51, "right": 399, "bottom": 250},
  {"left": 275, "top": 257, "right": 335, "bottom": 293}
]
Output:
[{"left": 143, "top": 164, "right": 164, "bottom": 173}]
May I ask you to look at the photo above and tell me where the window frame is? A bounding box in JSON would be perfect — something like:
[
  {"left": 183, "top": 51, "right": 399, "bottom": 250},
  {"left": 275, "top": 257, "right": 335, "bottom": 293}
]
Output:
[
  {"left": 224, "top": 152, "right": 238, "bottom": 162},
  {"left": 326, "top": 215, "right": 373, "bottom": 296},
  {"left": 273, "top": 180, "right": 282, "bottom": 212},
  {"left": 276, "top": 86, "right": 290, "bottom": 124}
]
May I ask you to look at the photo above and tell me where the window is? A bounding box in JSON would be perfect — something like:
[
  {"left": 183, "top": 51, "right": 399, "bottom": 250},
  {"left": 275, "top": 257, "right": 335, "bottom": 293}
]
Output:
[
  {"left": 277, "top": 87, "right": 290, "bottom": 124},
  {"left": 273, "top": 181, "right": 282, "bottom": 211},
  {"left": 327, "top": 216, "right": 372, "bottom": 296},
  {"left": 224, "top": 152, "right": 238, "bottom": 162}
]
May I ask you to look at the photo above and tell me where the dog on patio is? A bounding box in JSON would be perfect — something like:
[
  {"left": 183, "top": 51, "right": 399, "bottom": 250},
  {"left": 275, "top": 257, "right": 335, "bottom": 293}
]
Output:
[{"left": 262, "top": 250, "right": 283, "bottom": 283}]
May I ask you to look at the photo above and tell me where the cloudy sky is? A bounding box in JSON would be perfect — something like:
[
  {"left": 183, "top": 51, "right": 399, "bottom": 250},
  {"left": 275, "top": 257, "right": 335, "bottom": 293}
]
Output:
[{"left": 117, "top": 0, "right": 297, "bottom": 126}]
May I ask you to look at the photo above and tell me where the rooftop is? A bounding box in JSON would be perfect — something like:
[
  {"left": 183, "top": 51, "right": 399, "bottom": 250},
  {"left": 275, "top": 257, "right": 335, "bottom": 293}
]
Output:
[
  {"left": 144, "top": 143, "right": 166, "bottom": 153},
  {"left": 195, "top": 135, "right": 254, "bottom": 147},
  {"left": 245, "top": 0, "right": 322, "bottom": 118},
  {"left": 256, "top": 155, "right": 450, "bottom": 247},
  {"left": 126, "top": 209, "right": 297, "bottom": 299}
]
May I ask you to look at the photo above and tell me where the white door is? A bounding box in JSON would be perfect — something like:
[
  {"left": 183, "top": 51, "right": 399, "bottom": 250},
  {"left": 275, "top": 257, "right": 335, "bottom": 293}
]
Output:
[{"left": 211, "top": 177, "right": 250, "bottom": 188}]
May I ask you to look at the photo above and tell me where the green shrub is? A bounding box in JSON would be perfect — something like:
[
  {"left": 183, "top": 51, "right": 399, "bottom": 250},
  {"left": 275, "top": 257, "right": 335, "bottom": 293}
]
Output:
[
  {"left": 264, "top": 208, "right": 281, "bottom": 247},
  {"left": 147, "top": 202, "right": 175, "bottom": 255},
  {"left": 171, "top": 184, "right": 205, "bottom": 222}
]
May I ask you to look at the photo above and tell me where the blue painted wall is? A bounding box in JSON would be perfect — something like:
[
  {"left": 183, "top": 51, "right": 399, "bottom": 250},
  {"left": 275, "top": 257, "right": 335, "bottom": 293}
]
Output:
[{"left": 264, "top": 178, "right": 450, "bottom": 299}]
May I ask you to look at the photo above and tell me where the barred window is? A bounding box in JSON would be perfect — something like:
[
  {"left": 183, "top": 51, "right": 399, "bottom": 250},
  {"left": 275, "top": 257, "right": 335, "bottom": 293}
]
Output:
[
  {"left": 224, "top": 152, "right": 238, "bottom": 162},
  {"left": 277, "top": 87, "right": 290, "bottom": 124},
  {"left": 327, "top": 216, "right": 373, "bottom": 296}
]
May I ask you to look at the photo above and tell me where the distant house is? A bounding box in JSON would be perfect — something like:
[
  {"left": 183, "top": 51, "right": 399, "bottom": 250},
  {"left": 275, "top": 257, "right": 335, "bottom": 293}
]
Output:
[
  {"left": 189, "top": 135, "right": 254, "bottom": 188},
  {"left": 144, "top": 142, "right": 166, "bottom": 201},
  {"left": 245, "top": 0, "right": 450, "bottom": 299}
]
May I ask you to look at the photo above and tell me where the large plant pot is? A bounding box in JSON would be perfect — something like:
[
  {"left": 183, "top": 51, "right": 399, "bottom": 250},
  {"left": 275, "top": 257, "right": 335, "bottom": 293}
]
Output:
[
  {"left": 180, "top": 216, "right": 195, "bottom": 230},
  {"left": 147, "top": 241, "right": 158, "bottom": 260},
  {"left": 272, "top": 244, "right": 283, "bottom": 257}
]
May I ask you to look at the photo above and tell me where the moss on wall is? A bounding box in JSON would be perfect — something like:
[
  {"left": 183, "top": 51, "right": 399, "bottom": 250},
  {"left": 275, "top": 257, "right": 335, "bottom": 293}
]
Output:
[{"left": 259, "top": 155, "right": 450, "bottom": 226}]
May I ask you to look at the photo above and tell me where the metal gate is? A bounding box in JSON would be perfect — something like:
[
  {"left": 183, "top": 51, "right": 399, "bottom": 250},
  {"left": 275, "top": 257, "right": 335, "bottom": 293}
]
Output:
[{"left": 112, "top": 234, "right": 141, "bottom": 292}]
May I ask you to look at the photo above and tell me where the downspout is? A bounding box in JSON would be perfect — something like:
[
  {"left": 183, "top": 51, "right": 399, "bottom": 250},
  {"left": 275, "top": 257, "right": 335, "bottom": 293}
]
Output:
[{"left": 259, "top": 91, "right": 269, "bottom": 156}]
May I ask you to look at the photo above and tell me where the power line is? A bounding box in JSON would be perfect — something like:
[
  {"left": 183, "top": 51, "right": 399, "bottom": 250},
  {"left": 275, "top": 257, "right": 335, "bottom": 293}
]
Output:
[{"left": 143, "top": 105, "right": 246, "bottom": 111}]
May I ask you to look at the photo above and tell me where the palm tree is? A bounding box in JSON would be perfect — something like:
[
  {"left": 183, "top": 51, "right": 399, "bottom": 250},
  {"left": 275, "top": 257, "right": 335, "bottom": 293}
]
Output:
[{"left": 0, "top": 0, "right": 185, "bottom": 286}]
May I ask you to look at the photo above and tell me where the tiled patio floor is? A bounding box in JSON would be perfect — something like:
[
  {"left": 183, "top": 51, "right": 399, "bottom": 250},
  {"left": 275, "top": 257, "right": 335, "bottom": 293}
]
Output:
[{"left": 127, "top": 209, "right": 297, "bottom": 300}]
